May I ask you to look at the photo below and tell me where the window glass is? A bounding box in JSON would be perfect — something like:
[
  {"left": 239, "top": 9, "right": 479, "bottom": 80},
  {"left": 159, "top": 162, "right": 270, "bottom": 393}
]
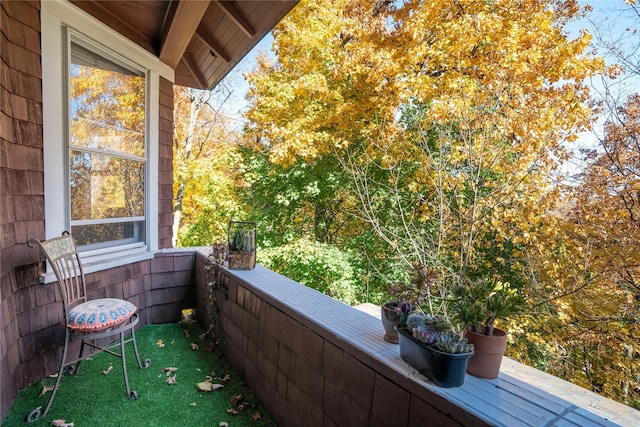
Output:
[{"left": 69, "top": 40, "right": 147, "bottom": 248}]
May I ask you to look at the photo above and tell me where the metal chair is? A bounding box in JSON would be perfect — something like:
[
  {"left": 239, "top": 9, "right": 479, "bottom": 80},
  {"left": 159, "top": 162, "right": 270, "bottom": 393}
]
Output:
[{"left": 27, "top": 232, "right": 151, "bottom": 423}]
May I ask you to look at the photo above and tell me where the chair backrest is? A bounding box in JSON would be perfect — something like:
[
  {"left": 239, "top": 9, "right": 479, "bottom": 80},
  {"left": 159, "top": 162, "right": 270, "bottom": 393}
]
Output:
[{"left": 29, "top": 232, "right": 87, "bottom": 310}]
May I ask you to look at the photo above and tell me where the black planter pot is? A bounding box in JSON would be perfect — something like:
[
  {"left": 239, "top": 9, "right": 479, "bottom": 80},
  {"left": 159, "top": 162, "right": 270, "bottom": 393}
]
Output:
[{"left": 396, "top": 326, "right": 473, "bottom": 388}]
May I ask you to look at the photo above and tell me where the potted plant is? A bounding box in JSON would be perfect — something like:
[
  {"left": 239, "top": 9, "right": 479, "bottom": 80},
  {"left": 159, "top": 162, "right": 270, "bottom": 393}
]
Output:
[
  {"left": 380, "top": 263, "right": 438, "bottom": 343},
  {"left": 226, "top": 221, "right": 257, "bottom": 270},
  {"left": 381, "top": 301, "right": 413, "bottom": 343},
  {"left": 395, "top": 312, "right": 474, "bottom": 387},
  {"left": 451, "top": 276, "right": 525, "bottom": 379}
]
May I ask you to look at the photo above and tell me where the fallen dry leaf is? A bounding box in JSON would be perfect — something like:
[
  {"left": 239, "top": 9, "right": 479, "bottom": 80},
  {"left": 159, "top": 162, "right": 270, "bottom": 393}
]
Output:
[
  {"left": 190, "top": 343, "right": 199, "bottom": 351},
  {"left": 219, "top": 423, "right": 229, "bottom": 427},
  {"left": 206, "top": 343, "right": 214, "bottom": 352},
  {"left": 220, "top": 374, "right": 231, "bottom": 382},
  {"left": 161, "top": 367, "right": 178, "bottom": 376},
  {"left": 196, "top": 381, "right": 213, "bottom": 392},
  {"left": 167, "top": 375, "right": 177, "bottom": 385},
  {"left": 226, "top": 408, "right": 239, "bottom": 415},
  {"left": 156, "top": 339, "right": 165, "bottom": 348},
  {"left": 52, "top": 420, "right": 74, "bottom": 427},
  {"left": 102, "top": 365, "right": 113, "bottom": 376},
  {"left": 231, "top": 394, "right": 243, "bottom": 405},
  {"left": 252, "top": 412, "right": 262, "bottom": 421},
  {"left": 196, "top": 381, "right": 223, "bottom": 392},
  {"left": 199, "top": 332, "right": 206, "bottom": 341},
  {"left": 183, "top": 330, "right": 191, "bottom": 338},
  {"left": 189, "top": 402, "right": 197, "bottom": 407},
  {"left": 39, "top": 385, "right": 56, "bottom": 398}
]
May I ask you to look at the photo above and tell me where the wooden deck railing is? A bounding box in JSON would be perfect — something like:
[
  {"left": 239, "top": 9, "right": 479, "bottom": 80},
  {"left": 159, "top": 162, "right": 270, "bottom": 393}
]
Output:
[{"left": 193, "top": 248, "right": 639, "bottom": 427}]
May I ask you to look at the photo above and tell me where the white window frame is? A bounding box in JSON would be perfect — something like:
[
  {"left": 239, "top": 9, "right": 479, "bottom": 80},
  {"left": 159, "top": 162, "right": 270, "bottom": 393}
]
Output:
[{"left": 41, "top": 0, "right": 174, "bottom": 279}]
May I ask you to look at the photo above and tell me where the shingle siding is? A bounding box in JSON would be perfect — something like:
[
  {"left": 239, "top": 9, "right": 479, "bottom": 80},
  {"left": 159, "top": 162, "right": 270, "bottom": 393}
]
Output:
[{"left": 0, "top": 2, "right": 178, "bottom": 421}]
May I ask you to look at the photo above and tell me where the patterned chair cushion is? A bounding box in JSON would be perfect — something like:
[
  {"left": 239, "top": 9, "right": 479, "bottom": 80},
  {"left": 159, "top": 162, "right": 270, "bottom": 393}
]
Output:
[{"left": 67, "top": 298, "right": 137, "bottom": 331}]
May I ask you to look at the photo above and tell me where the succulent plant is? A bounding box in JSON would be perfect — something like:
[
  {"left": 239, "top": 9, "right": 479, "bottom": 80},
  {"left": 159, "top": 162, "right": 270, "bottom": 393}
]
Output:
[
  {"left": 433, "top": 331, "right": 474, "bottom": 354},
  {"left": 451, "top": 276, "right": 525, "bottom": 336},
  {"left": 412, "top": 324, "right": 439, "bottom": 345},
  {"left": 387, "top": 262, "right": 438, "bottom": 309},
  {"left": 423, "top": 314, "right": 454, "bottom": 333},
  {"left": 232, "top": 229, "right": 247, "bottom": 251},
  {"left": 405, "top": 313, "right": 427, "bottom": 331},
  {"left": 396, "top": 302, "right": 414, "bottom": 327},
  {"left": 230, "top": 228, "right": 255, "bottom": 252}
]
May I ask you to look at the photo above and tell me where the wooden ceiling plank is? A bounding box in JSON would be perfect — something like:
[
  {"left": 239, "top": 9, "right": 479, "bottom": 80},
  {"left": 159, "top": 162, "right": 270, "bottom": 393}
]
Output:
[
  {"left": 160, "top": 0, "right": 211, "bottom": 69},
  {"left": 215, "top": 1, "right": 256, "bottom": 38},
  {"left": 195, "top": 29, "right": 231, "bottom": 63},
  {"left": 70, "top": 0, "right": 156, "bottom": 53},
  {"left": 181, "top": 54, "right": 208, "bottom": 90}
]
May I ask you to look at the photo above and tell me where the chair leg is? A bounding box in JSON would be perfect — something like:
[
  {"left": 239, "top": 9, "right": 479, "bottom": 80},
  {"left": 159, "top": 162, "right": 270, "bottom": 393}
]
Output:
[
  {"left": 129, "top": 325, "right": 146, "bottom": 369},
  {"left": 27, "top": 329, "right": 71, "bottom": 423},
  {"left": 120, "top": 331, "right": 133, "bottom": 397},
  {"left": 73, "top": 339, "right": 87, "bottom": 375}
]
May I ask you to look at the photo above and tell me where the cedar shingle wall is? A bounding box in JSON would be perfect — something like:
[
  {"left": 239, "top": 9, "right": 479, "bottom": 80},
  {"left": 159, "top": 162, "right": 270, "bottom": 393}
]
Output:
[
  {"left": 0, "top": 1, "right": 178, "bottom": 421},
  {"left": 1, "top": 0, "right": 44, "bottom": 420}
]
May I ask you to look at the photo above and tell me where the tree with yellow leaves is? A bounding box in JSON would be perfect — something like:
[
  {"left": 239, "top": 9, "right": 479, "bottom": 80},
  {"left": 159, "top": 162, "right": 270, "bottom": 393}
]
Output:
[
  {"left": 506, "top": 2, "right": 640, "bottom": 408},
  {"left": 522, "top": 94, "right": 640, "bottom": 408},
  {"left": 245, "top": 0, "right": 604, "bottom": 309},
  {"left": 172, "top": 86, "right": 244, "bottom": 246}
]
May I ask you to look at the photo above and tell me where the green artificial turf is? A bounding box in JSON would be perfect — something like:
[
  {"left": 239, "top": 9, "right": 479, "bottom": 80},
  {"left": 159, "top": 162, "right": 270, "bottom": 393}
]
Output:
[{"left": 2, "top": 323, "right": 277, "bottom": 426}]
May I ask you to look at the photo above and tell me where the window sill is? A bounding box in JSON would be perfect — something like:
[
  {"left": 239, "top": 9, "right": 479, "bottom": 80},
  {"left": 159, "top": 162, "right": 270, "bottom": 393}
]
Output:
[{"left": 39, "top": 248, "right": 157, "bottom": 284}]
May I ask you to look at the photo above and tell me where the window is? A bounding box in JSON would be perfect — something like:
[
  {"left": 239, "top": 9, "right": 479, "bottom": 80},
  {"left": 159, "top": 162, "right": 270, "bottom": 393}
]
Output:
[
  {"left": 42, "top": 1, "right": 171, "bottom": 275},
  {"left": 69, "top": 40, "right": 147, "bottom": 249}
]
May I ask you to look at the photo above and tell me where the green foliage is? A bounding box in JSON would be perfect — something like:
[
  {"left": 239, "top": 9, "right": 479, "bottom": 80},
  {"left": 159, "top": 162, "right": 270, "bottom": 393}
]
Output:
[
  {"left": 237, "top": 146, "right": 354, "bottom": 247},
  {"left": 342, "top": 230, "right": 414, "bottom": 305},
  {"left": 258, "top": 239, "right": 361, "bottom": 305}
]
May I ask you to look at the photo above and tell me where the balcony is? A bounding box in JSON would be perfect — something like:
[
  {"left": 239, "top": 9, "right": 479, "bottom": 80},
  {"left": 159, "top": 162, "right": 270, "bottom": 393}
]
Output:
[{"left": 3, "top": 248, "right": 638, "bottom": 426}]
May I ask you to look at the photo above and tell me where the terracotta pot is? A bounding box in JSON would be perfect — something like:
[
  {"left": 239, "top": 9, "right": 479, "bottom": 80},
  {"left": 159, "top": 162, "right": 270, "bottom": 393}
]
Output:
[
  {"left": 380, "top": 301, "right": 401, "bottom": 343},
  {"left": 464, "top": 326, "right": 508, "bottom": 379}
]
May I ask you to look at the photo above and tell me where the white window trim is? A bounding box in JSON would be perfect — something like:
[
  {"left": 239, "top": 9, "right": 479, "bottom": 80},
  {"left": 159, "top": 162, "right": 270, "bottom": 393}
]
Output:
[{"left": 41, "top": 0, "right": 174, "bottom": 280}]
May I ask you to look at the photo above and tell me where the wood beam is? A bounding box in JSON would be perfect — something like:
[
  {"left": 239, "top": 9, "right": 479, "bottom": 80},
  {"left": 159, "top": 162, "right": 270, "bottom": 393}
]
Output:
[
  {"left": 160, "top": 0, "right": 211, "bottom": 69},
  {"left": 194, "top": 29, "right": 231, "bottom": 63},
  {"left": 215, "top": 1, "right": 255, "bottom": 38},
  {"left": 181, "top": 54, "right": 208, "bottom": 90}
]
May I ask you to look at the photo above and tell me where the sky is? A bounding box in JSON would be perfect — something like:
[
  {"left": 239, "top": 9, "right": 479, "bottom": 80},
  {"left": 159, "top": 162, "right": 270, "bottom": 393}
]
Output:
[{"left": 561, "top": 1, "right": 640, "bottom": 177}]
